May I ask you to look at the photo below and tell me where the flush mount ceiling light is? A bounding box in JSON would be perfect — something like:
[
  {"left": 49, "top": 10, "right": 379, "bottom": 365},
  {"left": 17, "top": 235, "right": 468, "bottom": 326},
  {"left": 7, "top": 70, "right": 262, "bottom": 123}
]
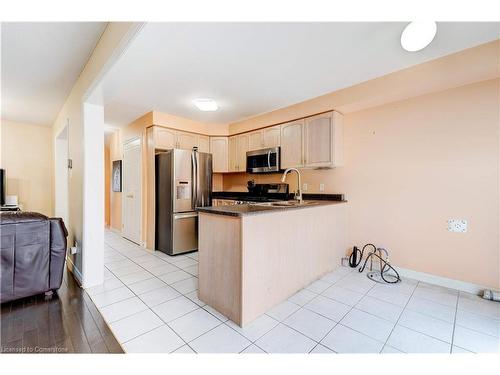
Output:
[
  {"left": 193, "top": 98, "right": 218, "bottom": 111},
  {"left": 401, "top": 21, "right": 437, "bottom": 52}
]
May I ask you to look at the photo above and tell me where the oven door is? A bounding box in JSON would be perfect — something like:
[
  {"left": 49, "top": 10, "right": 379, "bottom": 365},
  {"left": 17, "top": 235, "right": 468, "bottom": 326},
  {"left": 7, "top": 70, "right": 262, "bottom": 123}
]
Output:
[{"left": 246, "top": 147, "right": 280, "bottom": 173}]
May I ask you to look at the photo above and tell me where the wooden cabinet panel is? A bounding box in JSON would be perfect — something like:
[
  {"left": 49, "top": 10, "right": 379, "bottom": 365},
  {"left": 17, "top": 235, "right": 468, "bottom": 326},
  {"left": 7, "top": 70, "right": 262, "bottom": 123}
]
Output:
[
  {"left": 280, "top": 120, "right": 304, "bottom": 168},
  {"left": 155, "top": 127, "right": 177, "bottom": 149},
  {"left": 212, "top": 199, "right": 235, "bottom": 206},
  {"left": 228, "top": 136, "right": 238, "bottom": 172},
  {"left": 177, "top": 131, "right": 198, "bottom": 150},
  {"left": 263, "top": 125, "right": 281, "bottom": 148},
  {"left": 248, "top": 131, "right": 264, "bottom": 151},
  {"left": 228, "top": 135, "right": 249, "bottom": 172},
  {"left": 210, "top": 137, "right": 228, "bottom": 173},
  {"left": 236, "top": 134, "right": 249, "bottom": 172},
  {"left": 198, "top": 135, "right": 210, "bottom": 153},
  {"left": 304, "top": 113, "right": 332, "bottom": 167}
]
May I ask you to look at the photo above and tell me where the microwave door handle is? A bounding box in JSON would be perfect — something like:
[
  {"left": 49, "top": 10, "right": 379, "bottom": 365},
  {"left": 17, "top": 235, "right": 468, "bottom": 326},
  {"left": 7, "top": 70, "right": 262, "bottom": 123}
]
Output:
[{"left": 267, "top": 150, "right": 271, "bottom": 169}]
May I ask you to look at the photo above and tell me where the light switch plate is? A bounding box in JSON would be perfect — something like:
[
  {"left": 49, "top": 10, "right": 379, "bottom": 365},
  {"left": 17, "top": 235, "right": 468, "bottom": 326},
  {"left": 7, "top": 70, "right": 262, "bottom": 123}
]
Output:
[
  {"left": 319, "top": 183, "right": 325, "bottom": 192},
  {"left": 448, "top": 219, "right": 467, "bottom": 233},
  {"left": 303, "top": 183, "right": 308, "bottom": 191}
]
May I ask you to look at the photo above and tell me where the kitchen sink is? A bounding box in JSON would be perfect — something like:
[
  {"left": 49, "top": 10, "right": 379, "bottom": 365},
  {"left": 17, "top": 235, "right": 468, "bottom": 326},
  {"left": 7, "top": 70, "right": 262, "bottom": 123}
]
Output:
[{"left": 255, "top": 200, "right": 318, "bottom": 208}]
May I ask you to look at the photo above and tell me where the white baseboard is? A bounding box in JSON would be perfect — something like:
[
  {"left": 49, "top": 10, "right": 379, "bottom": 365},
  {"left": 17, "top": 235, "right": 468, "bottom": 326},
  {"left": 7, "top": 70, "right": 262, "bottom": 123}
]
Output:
[
  {"left": 66, "top": 255, "right": 83, "bottom": 286},
  {"left": 395, "top": 266, "right": 488, "bottom": 295},
  {"left": 107, "top": 227, "right": 122, "bottom": 235}
]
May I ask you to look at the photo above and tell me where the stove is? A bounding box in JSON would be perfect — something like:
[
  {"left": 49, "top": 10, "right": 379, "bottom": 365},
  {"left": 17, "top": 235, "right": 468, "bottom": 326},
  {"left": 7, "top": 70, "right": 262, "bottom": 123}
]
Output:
[{"left": 213, "top": 183, "right": 289, "bottom": 203}]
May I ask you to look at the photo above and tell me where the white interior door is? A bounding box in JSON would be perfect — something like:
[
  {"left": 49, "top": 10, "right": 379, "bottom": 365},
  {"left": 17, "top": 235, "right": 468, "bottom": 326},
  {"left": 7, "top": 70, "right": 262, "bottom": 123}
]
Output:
[{"left": 122, "top": 138, "right": 142, "bottom": 245}]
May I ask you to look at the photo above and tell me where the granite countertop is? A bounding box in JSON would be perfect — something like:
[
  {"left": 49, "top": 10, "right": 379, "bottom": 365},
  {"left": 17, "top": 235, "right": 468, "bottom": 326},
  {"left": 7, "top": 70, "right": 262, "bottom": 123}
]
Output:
[
  {"left": 197, "top": 200, "right": 347, "bottom": 217},
  {"left": 212, "top": 191, "right": 345, "bottom": 202}
]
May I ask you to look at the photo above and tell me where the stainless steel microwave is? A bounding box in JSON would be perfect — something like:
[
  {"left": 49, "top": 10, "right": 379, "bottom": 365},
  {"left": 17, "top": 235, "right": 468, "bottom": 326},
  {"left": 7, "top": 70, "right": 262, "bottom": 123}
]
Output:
[{"left": 246, "top": 147, "right": 280, "bottom": 173}]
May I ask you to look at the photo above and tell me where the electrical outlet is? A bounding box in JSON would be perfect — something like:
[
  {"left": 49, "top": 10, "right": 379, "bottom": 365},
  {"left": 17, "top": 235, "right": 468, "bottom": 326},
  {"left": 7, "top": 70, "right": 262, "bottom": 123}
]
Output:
[
  {"left": 71, "top": 240, "right": 79, "bottom": 254},
  {"left": 303, "top": 183, "right": 308, "bottom": 191},
  {"left": 448, "top": 219, "right": 467, "bottom": 233},
  {"left": 319, "top": 183, "right": 325, "bottom": 192}
]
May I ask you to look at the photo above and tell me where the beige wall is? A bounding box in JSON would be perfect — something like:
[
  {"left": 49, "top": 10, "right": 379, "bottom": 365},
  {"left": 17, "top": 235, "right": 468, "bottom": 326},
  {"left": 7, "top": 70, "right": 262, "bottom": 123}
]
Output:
[
  {"left": 223, "top": 79, "right": 500, "bottom": 289},
  {"left": 108, "top": 129, "right": 122, "bottom": 231},
  {"left": 230, "top": 40, "right": 500, "bottom": 135},
  {"left": 104, "top": 140, "right": 110, "bottom": 226},
  {"left": 0, "top": 120, "right": 53, "bottom": 216}
]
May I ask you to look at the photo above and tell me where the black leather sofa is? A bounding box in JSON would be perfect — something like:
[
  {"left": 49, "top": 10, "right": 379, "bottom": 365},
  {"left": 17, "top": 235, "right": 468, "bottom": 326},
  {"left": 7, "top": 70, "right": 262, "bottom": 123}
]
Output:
[{"left": 0, "top": 211, "right": 68, "bottom": 303}]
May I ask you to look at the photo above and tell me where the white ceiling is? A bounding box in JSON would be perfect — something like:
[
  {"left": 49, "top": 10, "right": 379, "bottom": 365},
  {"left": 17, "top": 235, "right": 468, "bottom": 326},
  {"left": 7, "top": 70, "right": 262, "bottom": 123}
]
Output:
[
  {"left": 1, "top": 22, "right": 107, "bottom": 126},
  {"left": 102, "top": 22, "right": 499, "bottom": 127}
]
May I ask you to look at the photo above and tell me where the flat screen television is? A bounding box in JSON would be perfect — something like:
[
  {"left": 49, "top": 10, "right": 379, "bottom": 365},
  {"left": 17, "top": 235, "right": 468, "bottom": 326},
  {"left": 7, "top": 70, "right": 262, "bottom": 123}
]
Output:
[{"left": 0, "top": 169, "right": 5, "bottom": 206}]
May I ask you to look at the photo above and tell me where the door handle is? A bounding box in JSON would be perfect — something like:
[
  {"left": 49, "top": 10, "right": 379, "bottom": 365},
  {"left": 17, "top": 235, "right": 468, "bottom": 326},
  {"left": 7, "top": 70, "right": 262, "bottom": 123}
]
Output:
[
  {"left": 126, "top": 193, "right": 134, "bottom": 198},
  {"left": 191, "top": 151, "right": 198, "bottom": 210},
  {"left": 174, "top": 212, "right": 198, "bottom": 219}
]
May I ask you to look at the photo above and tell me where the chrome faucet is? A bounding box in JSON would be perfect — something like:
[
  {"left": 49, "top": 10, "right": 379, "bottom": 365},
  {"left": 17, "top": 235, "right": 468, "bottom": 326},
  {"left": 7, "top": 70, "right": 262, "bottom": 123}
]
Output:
[{"left": 281, "top": 168, "right": 303, "bottom": 203}]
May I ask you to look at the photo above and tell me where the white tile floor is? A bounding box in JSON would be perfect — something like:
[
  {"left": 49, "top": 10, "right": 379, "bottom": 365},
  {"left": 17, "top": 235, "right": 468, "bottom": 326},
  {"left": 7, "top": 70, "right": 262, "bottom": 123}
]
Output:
[{"left": 88, "top": 230, "right": 500, "bottom": 353}]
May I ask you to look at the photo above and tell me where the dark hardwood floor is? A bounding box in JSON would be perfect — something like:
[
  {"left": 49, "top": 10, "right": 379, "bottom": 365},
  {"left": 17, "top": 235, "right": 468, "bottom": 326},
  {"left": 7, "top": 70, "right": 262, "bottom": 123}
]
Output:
[{"left": 1, "top": 268, "right": 123, "bottom": 354}]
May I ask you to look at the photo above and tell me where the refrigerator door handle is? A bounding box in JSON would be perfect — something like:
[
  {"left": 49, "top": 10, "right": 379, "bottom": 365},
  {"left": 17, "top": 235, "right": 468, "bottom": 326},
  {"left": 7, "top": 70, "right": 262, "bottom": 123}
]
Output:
[
  {"left": 173, "top": 212, "right": 198, "bottom": 219},
  {"left": 191, "top": 151, "right": 198, "bottom": 210}
]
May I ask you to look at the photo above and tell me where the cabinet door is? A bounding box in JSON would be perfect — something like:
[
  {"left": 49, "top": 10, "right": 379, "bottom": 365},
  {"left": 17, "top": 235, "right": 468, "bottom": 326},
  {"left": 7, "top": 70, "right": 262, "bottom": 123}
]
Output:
[
  {"left": 198, "top": 135, "right": 210, "bottom": 153},
  {"left": 280, "top": 120, "right": 304, "bottom": 168},
  {"left": 210, "top": 137, "right": 228, "bottom": 173},
  {"left": 248, "top": 131, "right": 264, "bottom": 151},
  {"left": 263, "top": 125, "right": 281, "bottom": 148},
  {"left": 228, "top": 136, "right": 238, "bottom": 172},
  {"left": 177, "top": 131, "right": 198, "bottom": 150},
  {"left": 304, "top": 112, "right": 333, "bottom": 167},
  {"left": 236, "top": 134, "right": 249, "bottom": 171},
  {"left": 155, "top": 127, "right": 177, "bottom": 149}
]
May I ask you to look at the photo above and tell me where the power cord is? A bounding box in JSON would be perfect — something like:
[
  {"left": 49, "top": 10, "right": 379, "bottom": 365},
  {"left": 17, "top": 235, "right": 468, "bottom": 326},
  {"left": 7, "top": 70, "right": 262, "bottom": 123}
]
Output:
[{"left": 349, "top": 243, "right": 401, "bottom": 284}]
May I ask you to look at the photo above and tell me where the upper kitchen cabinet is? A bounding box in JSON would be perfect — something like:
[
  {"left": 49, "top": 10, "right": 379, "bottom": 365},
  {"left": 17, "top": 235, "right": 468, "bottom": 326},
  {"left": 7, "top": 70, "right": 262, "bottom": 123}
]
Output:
[
  {"left": 280, "top": 119, "right": 305, "bottom": 168},
  {"left": 248, "top": 130, "right": 264, "bottom": 151},
  {"left": 198, "top": 135, "right": 210, "bottom": 153},
  {"left": 154, "top": 126, "right": 210, "bottom": 152},
  {"left": 247, "top": 125, "right": 281, "bottom": 151},
  {"left": 228, "top": 134, "right": 249, "bottom": 172},
  {"left": 237, "top": 134, "right": 249, "bottom": 172},
  {"left": 263, "top": 125, "right": 281, "bottom": 148},
  {"left": 155, "top": 127, "right": 177, "bottom": 149},
  {"left": 177, "top": 131, "right": 198, "bottom": 150},
  {"left": 280, "top": 111, "right": 344, "bottom": 169},
  {"left": 303, "top": 111, "right": 343, "bottom": 168},
  {"left": 210, "top": 137, "right": 229, "bottom": 173},
  {"left": 228, "top": 136, "right": 238, "bottom": 172}
]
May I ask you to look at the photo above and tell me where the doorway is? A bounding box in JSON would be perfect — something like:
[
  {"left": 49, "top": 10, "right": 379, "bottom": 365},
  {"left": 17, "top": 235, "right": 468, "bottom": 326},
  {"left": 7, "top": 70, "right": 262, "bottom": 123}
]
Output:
[{"left": 122, "top": 137, "right": 142, "bottom": 245}]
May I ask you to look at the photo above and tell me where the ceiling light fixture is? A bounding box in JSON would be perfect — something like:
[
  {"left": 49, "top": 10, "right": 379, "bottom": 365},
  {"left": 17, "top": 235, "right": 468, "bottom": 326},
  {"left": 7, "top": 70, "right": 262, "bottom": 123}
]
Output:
[
  {"left": 193, "top": 98, "right": 218, "bottom": 111},
  {"left": 400, "top": 21, "right": 437, "bottom": 52}
]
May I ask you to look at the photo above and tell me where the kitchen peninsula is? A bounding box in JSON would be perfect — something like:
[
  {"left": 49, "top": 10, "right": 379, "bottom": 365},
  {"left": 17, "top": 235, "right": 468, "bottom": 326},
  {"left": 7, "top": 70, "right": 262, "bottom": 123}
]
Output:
[{"left": 197, "top": 200, "right": 347, "bottom": 327}]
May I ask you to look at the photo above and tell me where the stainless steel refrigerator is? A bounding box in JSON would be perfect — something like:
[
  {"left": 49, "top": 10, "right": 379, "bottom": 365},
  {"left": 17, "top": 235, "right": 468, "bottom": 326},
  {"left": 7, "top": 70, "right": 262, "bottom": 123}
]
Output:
[{"left": 155, "top": 149, "right": 212, "bottom": 255}]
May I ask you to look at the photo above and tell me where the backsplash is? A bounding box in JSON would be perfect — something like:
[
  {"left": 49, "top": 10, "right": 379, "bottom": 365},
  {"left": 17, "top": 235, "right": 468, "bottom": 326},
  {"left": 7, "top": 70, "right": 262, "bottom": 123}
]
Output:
[{"left": 219, "top": 169, "right": 342, "bottom": 194}]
